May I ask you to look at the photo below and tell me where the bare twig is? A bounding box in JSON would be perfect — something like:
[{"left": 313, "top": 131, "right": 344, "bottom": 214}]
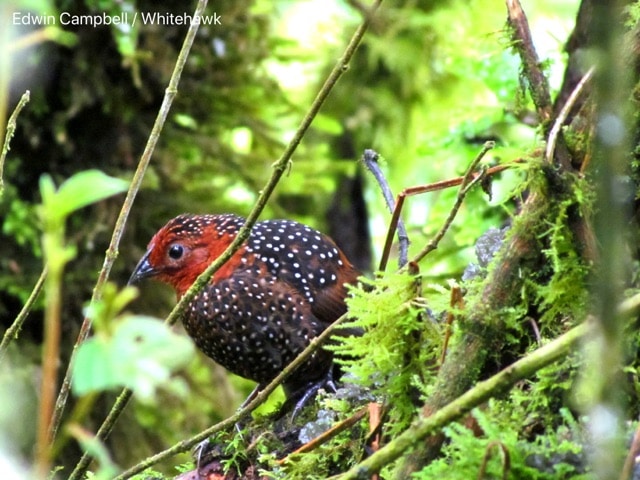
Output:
[
  {"left": 440, "top": 283, "right": 462, "bottom": 365},
  {"left": 362, "top": 149, "right": 410, "bottom": 268},
  {"left": 375, "top": 145, "right": 514, "bottom": 272},
  {"left": 411, "top": 141, "right": 494, "bottom": 264},
  {"left": 0, "top": 266, "right": 47, "bottom": 362},
  {"left": 478, "top": 441, "right": 510, "bottom": 480},
  {"left": 97, "top": 2, "right": 382, "bottom": 477},
  {"left": 277, "top": 406, "right": 369, "bottom": 462},
  {"left": 545, "top": 66, "right": 595, "bottom": 164},
  {"left": 64, "top": 2, "right": 210, "bottom": 478}
]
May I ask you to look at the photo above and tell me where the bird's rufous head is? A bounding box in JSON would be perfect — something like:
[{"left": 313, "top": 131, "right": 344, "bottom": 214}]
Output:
[{"left": 128, "top": 214, "right": 240, "bottom": 297}]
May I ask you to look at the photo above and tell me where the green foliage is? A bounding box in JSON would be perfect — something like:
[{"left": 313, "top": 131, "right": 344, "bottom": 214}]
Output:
[
  {"left": 72, "top": 283, "right": 194, "bottom": 401},
  {"left": 38, "top": 169, "right": 127, "bottom": 280},
  {"left": 534, "top": 177, "right": 591, "bottom": 328},
  {"left": 415, "top": 406, "right": 588, "bottom": 480},
  {"left": 332, "top": 271, "right": 441, "bottom": 433},
  {"left": 40, "top": 169, "right": 127, "bottom": 225},
  {"left": 2, "top": 191, "right": 41, "bottom": 257}
]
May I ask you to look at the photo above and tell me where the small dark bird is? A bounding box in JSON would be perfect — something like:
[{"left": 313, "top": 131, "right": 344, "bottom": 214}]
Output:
[{"left": 129, "top": 213, "right": 360, "bottom": 407}]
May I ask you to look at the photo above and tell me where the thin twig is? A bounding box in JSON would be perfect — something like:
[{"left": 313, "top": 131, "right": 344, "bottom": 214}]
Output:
[
  {"left": 545, "top": 66, "right": 595, "bottom": 164},
  {"left": 411, "top": 141, "right": 495, "bottom": 264},
  {"left": 439, "top": 283, "right": 462, "bottom": 366},
  {"left": 0, "top": 90, "right": 30, "bottom": 195},
  {"left": 478, "top": 441, "right": 510, "bottom": 480},
  {"left": 377, "top": 158, "right": 515, "bottom": 272},
  {"left": 362, "top": 149, "right": 410, "bottom": 268},
  {"left": 94, "top": 2, "right": 382, "bottom": 478},
  {"left": 64, "top": 2, "right": 210, "bottom": 478},
  {"left": 0, "top": 266, "right": 47, "bottom": 362}
]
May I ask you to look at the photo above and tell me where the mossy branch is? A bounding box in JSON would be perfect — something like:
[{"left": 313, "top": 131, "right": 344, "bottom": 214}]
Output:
[
  {"left": 336, "top": 321, "right": 592, "bottom": 479},
  {"left": 396, "top": 182, "right": 552, "bottom": 476},
  {"left": 506, "top": 0, "right": 572, "bottom": 170}
]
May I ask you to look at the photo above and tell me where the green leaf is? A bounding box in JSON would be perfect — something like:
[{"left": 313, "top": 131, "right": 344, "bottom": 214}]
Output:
[
  {"left": 50, "top": 169, "right": 128, "bottom": 220},
  {"left": 72, "top": 316, "right": 194, "bottom": 401}
]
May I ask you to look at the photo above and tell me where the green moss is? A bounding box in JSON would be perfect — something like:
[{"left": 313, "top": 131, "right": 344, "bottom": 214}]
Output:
[{"left": 331, "top": 270, "right": 442, "bottom": 434}]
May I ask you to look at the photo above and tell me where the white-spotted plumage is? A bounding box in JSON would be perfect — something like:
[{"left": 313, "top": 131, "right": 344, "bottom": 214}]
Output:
[{"left": 131, "top": 213, "right": 360, "bottom": 398}]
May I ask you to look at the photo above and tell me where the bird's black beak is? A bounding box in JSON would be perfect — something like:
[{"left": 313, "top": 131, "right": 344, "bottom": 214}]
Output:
[{"left": 128, "top": 250, "right": 157, "bottom": 285}]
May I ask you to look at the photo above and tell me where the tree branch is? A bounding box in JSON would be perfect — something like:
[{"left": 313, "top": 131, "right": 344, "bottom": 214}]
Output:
[{"left": 337, "top": 321, "right": 592, "bottom": 479}]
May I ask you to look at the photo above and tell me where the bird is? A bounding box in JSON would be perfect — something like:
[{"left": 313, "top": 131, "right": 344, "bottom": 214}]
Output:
[{"left": 128, "top": 213, "right": 360, "bottom": 410}]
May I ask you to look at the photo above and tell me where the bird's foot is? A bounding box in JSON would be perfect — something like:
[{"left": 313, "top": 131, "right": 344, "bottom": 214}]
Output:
[
  {"left": 192, "top": 437, "right": 212, "bottom": 472},
  {"left": 283, "top": 368, "right": 338, "bottom": 420}
]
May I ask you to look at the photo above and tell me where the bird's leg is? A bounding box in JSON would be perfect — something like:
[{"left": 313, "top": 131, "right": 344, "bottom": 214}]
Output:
[
  {"left": 282, "top": 366, "right": 338, "bottom": 420},
  {"left": 239, "top": 383, "right": 263, "bottom": 409},
  {"left": 232, "top": 383, "right": 266, "bottom": 435}
]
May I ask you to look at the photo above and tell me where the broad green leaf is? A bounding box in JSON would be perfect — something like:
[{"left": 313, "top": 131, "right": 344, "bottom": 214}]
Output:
[
  {"left": 72, "top": 316, "right": 194, "bottom": 401},
  {"left": 51, "top": 170, "right": 128, "bottom": 220}
]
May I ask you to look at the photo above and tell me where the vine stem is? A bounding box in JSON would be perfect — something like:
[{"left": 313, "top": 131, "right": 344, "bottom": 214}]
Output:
[{"left": 76, "top": 1, "right": 382, "bottom": 478}]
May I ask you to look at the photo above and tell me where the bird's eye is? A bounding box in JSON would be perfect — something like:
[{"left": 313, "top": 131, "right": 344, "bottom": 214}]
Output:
[{"left": 168, "top": 244, "right": 184, "bottom": 260}]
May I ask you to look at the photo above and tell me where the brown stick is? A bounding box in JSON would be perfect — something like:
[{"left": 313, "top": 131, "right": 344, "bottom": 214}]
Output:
[{"left": 277, "top": 406, "right": 369, "bottom": 462}]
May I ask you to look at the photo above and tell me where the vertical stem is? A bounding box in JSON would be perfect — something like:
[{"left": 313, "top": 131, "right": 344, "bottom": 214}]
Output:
[
  {"left": 35, "top": 234, "right": 65, "bottom": 478},
  {"left": 587, "top": 1, "right": 630, "bottom": 477}
]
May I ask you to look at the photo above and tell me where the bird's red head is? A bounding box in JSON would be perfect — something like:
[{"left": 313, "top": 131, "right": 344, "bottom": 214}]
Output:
[{"left": 128, "top": 214, "right": 244, "bottom": 297}]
